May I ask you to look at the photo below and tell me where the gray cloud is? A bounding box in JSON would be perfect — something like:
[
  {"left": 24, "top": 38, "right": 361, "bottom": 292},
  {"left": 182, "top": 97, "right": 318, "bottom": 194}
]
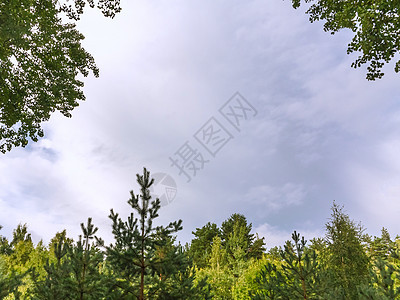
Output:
[{"left": 0, "top": 0, "right": 399, "bottom": 246}]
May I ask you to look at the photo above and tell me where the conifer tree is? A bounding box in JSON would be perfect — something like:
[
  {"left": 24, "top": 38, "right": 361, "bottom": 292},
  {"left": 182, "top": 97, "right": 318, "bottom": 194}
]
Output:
[
  {"left": 279, "top": 231, "right": 321, "bottom": 299},
  {"left": 0, "top": 225, "right": 11, "bottom": 255},
  {"left": 225, "top": 221, "right": 252, "bottom": 278},
  {"left": 0, "top": 255, "right": 25, "bottom": 299},
  {"left": 101, "top": 168, "right": 198, "bottom": 299},
  {"left": 221, "top": 214, "right": 266, "bottom": 260},
  {"left": 69, "top": 218, "right": 108, "bottom": 299},
  {"left": 189, "top": 222, "right": 221, "bottom": 268},
  {"left": 358, "top": 258, "right": 400, "bottom": 299},
  {"left": 252, "top": 231, "right": 321, "bottom": 299},
  {"left": 324, "top": 202, "right": 370, "bottom": 299},
  {"left": 368, "top": 228, "right": 395, "bottom": 261},
  {"left": 151, "top": 233, "right": 211, "bottom": 299},
  {"left": 251, "top": 262, "right": 286, "bottom": 300},
  {"left": 31, "top": 230, "right": 73, "bottom": 299}
]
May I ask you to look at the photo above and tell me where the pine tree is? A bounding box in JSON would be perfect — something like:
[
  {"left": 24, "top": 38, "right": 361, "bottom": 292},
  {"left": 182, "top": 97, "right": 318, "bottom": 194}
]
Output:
[
  {"left": 31, "top": 230, "right": 73, "bottom": 299},
  {"left": 101, "top": 168, "right": 197, "bottom": 299},
  {"left": 358, "top": 258, "right": 400, "bottom": 299},
  {"left": 225, "top": 221, "right": 251, "bottom": 279},
  {"left": 252, "top": 231, "right": 321, "bottom": 299},
  {"left": 280, "top": 232, "right": 321, "bottom": 299},
  {"left": 151, "top": 234, "right": 211, "bottom": 299},
  {"left": 0, "top": 225, "right": 12, "bottom": 255},
  {"left": 251, "top": 261, "right": 286, "bottom": 300},
  {"left": 69, "top": 218, "right": 108, "bottom": 299},
  {"left": 0, "top": 268, "right": 25, "bottom": 299}
]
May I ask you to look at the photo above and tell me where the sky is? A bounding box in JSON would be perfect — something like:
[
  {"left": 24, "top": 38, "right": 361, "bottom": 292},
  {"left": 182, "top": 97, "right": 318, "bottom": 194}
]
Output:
[{"left": 1, "top": 0, "right": 400, "bottom": 248}]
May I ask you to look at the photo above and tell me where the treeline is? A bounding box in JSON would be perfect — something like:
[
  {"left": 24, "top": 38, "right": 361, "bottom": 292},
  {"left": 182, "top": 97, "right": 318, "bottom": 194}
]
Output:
[{"left": 1, "top": 169, "right": 400, "bottom": 299}]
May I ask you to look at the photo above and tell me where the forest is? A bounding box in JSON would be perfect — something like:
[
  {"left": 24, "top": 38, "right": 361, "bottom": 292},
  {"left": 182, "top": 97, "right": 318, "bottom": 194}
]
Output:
[{"left": 0, "top": 168, "right": 399, "bottom": 299}]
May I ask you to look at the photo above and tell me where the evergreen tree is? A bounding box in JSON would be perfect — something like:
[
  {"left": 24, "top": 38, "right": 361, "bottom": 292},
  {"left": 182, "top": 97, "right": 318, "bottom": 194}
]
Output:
[
  {"left": 358, "top": 258, "right": 400, "bottom": 299},
  {"left": 31, "top": 230, "right": 74, "bottom": 299},
  {"left": 251, "top": 261, "right": 286, "bottom": 300},
  {"left": 151, "top": 233, "right": 211, "bottom": 299},
  {"left": 101, "top": 168, "right": 199, "bottom": 299},
  {"left": 221, "top": 214, "right": 265, "bottom": 260},
  {"left": 324, "top": 202, "right": 370, "bottom": 299},
  {"left": 0, "top": 268, "right": 25, "bottom": 299},
  {"left": 368, "top": 228, "right": 395, "bottom": 261},
  {"left": 251, "top": 231, "right": 321, "bottom": 299},
  {"left": 225, "top": 221, "right": 252, "bottom": 279},
  {"left": 280, "top": 232, "right": 321, "bottom": 299},
  {"left": 0, "top": 225, "right": 11, "bottom": 255},
  {"left": 69, "top": 218, "right": 108, "bottom": 299},
  {"left": 189, "top": 222, "right": 221, "bottom": 268},
  {"left": 0, "top": 251, "right": 25, "bottom": 299}
]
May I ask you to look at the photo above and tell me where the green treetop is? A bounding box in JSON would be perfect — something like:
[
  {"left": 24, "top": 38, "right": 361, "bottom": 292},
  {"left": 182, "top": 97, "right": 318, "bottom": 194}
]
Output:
[
  {"left": 291, "top": 0, "right": 400, "bottom": 80},
  {"left": 0, "top": 0, "right": 121, "bottom": 153}
]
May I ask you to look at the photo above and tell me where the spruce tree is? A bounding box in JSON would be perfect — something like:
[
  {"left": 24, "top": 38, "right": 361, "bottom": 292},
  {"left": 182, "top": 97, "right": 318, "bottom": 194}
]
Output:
[
  {"left": 324, "top": 202, "right": 370, "bottom": 299},
  {"left": 189, "top": 222, "right": 221, "bottom": 268},
  {"left": 221, "top": 214, "right": 266, "bottom": 260},
  {"left": 368, "top": 228, "right": 395, "bottom": 261}
]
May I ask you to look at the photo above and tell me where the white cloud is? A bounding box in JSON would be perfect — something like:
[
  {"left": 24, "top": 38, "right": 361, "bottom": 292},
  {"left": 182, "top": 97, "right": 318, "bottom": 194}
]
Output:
[{"left": 254, "top": 222, "right": 324, "bottom": 249}]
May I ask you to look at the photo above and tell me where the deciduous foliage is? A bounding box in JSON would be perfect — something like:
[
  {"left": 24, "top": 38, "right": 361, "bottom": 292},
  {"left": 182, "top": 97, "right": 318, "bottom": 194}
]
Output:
[
  {"left": 0, "top": 0, "right": 121, "bottom": 153},
  {"left": 291, "top": 0, "right": 400, "bottom": 80}
]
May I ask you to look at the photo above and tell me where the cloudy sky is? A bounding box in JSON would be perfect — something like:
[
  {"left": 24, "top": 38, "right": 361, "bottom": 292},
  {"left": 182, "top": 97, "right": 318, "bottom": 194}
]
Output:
[{"left": 1, "top": 0, "right": 400, "bottom": 248}]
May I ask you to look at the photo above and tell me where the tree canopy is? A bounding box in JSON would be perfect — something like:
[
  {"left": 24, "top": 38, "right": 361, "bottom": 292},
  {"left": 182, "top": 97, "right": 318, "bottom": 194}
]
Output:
[
  {"left": 0, "top": 0, "right": 121, "bottom": 153},
  {"left": 2, "top": 170, "right": 400, "bottom": 299},
  {"left": 291, "top": 0, "right": 400, "bottom": 80}
]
